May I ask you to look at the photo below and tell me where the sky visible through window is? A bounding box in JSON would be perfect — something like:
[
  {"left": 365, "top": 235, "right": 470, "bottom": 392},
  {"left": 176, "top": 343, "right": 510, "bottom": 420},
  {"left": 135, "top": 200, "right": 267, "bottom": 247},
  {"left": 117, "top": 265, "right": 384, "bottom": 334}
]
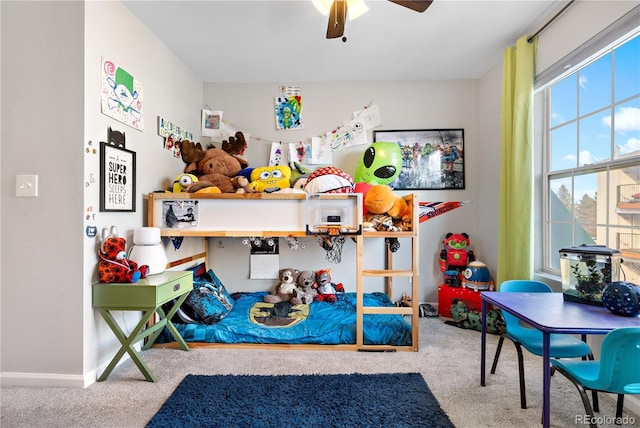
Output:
[{"left": 549, "top": 32, "right": 640, "bottom": 201}]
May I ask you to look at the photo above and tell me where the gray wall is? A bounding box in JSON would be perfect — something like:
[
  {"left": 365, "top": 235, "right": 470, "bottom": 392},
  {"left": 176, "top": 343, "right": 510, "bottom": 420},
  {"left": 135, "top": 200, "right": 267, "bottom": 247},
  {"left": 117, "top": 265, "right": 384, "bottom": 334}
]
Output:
[{"left": 1, "top": 0, "right": 635, "bottom": 389}]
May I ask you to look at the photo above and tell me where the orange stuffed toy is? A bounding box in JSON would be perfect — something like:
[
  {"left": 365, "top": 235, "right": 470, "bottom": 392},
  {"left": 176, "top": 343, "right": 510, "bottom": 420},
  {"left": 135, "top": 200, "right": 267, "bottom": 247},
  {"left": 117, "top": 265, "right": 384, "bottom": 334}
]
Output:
[{"left": 362, "top": 185, "right": 411, "bottom": 232}]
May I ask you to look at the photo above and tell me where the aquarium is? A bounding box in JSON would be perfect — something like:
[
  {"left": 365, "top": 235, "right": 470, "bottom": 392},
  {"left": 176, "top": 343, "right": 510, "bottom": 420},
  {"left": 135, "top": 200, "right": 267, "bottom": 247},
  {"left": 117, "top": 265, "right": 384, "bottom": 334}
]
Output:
[{"left": 559, "top": 245, "right": 621, "bottom": 306}]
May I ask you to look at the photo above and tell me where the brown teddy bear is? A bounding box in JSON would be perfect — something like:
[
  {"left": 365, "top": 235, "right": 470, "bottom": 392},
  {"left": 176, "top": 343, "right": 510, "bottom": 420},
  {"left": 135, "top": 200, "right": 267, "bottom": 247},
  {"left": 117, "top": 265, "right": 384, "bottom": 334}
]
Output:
[
  {"left": 264, "top": 268, "right": 300, "bottom": 304},
  {"left": 293, "top": 270, "right": 317, "bottom": 304},
  {"left": 183, "top": 145, "right": 250, "bottom": 193}
]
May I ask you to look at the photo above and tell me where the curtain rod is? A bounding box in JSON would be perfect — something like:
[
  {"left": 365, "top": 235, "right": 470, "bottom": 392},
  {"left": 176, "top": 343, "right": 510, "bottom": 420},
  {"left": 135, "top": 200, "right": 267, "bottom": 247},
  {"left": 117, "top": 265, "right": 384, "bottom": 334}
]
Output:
[{"left": 528, "top": 0, "right": 577, "bottom": 43}]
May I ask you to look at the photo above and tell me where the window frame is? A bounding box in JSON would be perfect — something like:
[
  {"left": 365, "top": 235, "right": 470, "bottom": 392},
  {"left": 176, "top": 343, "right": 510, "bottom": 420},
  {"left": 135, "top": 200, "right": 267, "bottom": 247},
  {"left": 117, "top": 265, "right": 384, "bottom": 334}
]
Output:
[{"left": 537, "top": 17, "right": 640, "bottom": 277}]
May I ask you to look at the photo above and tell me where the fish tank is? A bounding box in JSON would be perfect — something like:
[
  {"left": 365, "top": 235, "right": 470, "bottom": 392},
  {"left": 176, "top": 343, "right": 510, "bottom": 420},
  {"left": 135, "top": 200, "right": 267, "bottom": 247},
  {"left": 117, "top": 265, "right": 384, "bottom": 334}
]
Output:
[{"left": 559, "top": 245, "right": 621, "bottom": 306}]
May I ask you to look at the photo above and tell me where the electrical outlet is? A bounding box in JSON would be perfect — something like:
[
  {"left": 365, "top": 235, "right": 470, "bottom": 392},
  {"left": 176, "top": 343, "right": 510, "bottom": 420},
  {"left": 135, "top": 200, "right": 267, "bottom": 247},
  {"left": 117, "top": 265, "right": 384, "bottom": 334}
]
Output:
[{"left": 16, "top": 174, "right": 39, "bottom": 197}]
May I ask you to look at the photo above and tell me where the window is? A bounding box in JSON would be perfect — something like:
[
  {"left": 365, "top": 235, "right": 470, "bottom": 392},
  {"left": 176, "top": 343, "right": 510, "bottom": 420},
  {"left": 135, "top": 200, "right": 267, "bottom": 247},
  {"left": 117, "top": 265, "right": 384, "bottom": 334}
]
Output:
[{"left": 540, "top": 30, "right": 640, "bottom": 284}]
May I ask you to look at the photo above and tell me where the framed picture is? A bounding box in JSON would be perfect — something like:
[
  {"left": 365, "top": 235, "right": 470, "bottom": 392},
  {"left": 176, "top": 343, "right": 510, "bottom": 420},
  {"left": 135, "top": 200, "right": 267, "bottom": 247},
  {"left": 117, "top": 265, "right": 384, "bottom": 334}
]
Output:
[
  {"left": 100, "top": 142, "right": 136, "bottom": 212},
  {"left": 374, "top": 129, "right": 465, "bottom": 190}
]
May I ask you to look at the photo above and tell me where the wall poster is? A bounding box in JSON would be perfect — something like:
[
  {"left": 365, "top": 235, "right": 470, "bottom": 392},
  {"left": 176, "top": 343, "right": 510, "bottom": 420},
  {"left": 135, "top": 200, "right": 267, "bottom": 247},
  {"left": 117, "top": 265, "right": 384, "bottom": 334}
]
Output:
[
  {"left": 100, "top": 142, "right": 136, "bottom": 212},
  {"left": 101, "top": 58, "right": 144, "bottom": 131},
  {"left": 374, "top": 129, "right": 465, "bottom": 190}
]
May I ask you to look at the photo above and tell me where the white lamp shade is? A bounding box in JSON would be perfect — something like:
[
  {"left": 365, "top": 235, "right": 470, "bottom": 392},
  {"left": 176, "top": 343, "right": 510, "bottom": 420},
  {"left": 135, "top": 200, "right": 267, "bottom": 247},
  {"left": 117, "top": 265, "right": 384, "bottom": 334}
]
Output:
[
  {"left": 129, "top": 245, "right": 167, "bottom": 275},
  {"left": 133, "top": 227, "right": 161, "bottom": 245}
]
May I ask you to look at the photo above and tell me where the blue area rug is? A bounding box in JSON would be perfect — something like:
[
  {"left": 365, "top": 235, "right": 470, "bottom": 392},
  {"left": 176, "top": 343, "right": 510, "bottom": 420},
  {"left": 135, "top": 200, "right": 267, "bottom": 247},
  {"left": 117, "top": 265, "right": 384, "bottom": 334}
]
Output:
[{"left": 146, "top": 372, "right": 454, "bottom": 428}]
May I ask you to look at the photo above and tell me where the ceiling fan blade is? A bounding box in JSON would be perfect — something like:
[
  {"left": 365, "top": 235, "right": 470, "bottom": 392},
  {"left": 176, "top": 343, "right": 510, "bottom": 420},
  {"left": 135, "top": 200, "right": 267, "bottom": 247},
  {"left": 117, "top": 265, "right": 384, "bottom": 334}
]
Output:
[
  {"left": 388, "top": 0, "right": 433, "bottom": 13},
  {"left": 326, "top": 0, "right": 348, "bottom": 39}
]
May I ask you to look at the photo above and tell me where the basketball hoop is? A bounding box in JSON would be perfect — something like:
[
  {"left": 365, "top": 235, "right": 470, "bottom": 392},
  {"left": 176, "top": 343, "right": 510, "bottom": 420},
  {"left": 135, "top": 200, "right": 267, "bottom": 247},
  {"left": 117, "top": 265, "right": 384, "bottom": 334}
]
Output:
[{"left": 318, "top": 231, "right": 346, "bottom": 264}]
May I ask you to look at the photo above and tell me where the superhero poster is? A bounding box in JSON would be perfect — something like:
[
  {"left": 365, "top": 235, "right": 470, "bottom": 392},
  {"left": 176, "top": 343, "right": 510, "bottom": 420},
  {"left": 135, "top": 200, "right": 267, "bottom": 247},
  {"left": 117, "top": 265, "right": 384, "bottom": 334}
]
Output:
[
  {"left": 101, "top": 58, "right": 144, "bottom": 131},
  {"left": 374, "top": 129, "right": 465, "bottom": 190}
]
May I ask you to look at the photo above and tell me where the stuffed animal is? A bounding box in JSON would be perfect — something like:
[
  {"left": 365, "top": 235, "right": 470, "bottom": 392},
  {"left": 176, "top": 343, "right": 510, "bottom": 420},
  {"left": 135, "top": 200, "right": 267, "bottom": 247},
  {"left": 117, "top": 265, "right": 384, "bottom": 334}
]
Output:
[
  {"left": 264, "top": 268, "right": 300, "bottom": 304},
  {"left": 169, "top": 173, "right": 199, "bottom": 193},
  {"left": 221, "top": 131, "right": 247, "bottom": 156},
  {"left": 98, "top": 227, "right": 148, "bottom": 283},
  {"left": 289, "top": 162, "right": 313, "bottom": 190},
  {"left": 182, "top": 145, "right": 250, "bottom": 193},
  {"left": 180, "top": 140, "right": 205, "bottom": 164},
  {"left": 445, "top": 299, "right": 506, "bottom": 334},
  {"left": 354, "top": 141, "right": 402, "bottom": 185},
  {"left": 313, "top": 269, "right": 344, "bottom": 302},
  {"left": 249, "top": 165, "right": 292, "bottom": 193},
  {"left": 362, "top": 185, "right": 411, "bottom": 232},
  {"left": 292, "top": 270, "right": 317, "bottom": 304}
]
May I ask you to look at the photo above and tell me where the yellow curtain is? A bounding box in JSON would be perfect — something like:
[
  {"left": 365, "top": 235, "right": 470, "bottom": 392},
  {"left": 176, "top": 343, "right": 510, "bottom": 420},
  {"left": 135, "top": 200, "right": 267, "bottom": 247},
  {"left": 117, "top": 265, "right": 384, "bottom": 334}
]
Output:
[{"left": 497, "top": 36, "right": 537, "bottom": 286}]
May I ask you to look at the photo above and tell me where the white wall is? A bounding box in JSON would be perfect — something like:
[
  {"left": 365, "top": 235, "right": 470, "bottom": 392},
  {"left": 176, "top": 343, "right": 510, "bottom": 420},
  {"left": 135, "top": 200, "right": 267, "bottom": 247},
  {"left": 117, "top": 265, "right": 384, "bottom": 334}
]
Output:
[
  {"left": 535, "top": 1, "right": 638, "bottom": 76},
  {"left": 202, "top": 81, "right": 480, "bottom": 303},
  {"left": 1, "top": 0, "right": 85, "bottom": 384},
  {"left": 83, "top": 1, "right": 203, "bottom": 386}
]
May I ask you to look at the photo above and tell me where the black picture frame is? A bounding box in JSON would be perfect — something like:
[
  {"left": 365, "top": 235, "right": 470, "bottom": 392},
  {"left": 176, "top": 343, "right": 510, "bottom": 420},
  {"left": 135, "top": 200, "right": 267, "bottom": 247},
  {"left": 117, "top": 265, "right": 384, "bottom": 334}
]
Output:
[
  {"left": 100, "top": 141, "right": 136, "bottom": 212},
  {"left": 373, "top": 129, "right": 465, "bottom": 190}
]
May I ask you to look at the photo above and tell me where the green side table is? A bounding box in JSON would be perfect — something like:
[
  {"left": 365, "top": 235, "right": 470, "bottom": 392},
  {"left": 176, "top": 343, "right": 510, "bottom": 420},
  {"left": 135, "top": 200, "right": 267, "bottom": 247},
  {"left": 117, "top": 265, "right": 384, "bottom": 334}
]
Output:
[{"left": 93, "top": 270, "right": 192, "bottom": 382}]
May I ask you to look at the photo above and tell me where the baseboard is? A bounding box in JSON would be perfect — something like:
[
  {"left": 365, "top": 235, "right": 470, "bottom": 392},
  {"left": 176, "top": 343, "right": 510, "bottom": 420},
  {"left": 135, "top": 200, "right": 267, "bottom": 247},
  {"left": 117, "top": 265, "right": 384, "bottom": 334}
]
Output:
[
  {"left": 0, "top": 354, "right": 133, "bottom": 388},
  {"left": 1, "top": 371, "right": 90, "bottom": 388}
]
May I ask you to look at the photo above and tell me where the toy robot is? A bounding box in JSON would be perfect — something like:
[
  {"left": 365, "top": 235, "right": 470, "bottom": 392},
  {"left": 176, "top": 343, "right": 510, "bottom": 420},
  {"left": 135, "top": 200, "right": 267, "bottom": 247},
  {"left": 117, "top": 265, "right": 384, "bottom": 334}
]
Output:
[{"left": 439, "top": 232, "right": 475, "bottom": 287}]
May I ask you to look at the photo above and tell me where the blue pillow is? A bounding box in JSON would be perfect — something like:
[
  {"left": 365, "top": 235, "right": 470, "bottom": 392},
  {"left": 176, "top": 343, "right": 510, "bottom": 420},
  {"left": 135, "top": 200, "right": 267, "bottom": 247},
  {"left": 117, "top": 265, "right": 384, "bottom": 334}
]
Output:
[
  {"left": 185, "top": 269, "right": 234, "bottom": 324},
  {"left": 186, "top": 262, "right": 207, "bottom": 278}
]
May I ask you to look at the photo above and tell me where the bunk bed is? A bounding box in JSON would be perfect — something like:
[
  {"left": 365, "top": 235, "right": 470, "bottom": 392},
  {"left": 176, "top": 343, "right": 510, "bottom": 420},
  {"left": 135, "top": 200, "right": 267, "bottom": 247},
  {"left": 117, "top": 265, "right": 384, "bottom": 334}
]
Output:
[{"left": 146, "top": 192, "right": 420, "bottom": 351}]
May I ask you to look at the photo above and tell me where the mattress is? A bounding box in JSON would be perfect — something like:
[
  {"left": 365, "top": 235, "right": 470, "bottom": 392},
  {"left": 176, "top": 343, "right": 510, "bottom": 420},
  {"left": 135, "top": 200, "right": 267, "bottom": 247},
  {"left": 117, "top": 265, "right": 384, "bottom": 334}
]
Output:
[{"left": 158, "top": 291, "right": 413, "bottom": 346}]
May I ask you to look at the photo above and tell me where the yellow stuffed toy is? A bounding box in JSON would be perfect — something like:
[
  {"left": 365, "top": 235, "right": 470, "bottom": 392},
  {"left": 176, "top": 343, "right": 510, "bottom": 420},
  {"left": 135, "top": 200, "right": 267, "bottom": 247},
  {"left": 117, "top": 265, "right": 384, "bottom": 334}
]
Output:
[{"left": 249, "top": 165, "right": 292, "bottom": 193}]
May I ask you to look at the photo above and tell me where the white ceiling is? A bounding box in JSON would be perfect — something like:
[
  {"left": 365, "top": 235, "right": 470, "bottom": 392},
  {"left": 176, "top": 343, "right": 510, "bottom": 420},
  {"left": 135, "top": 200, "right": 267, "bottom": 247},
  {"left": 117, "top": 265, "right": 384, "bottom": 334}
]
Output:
[{"left": 122, "top": 0, "right": 562, "bottom": 83}]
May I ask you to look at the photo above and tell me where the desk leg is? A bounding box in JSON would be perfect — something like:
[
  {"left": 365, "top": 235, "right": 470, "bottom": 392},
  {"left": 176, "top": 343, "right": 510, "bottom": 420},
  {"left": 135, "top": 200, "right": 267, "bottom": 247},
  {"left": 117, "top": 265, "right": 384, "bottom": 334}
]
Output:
[
  {"left": 143, "top": 293, "right": 191, "bottom": 352},
  {"left": 97, "top": 309, "right": 158, "bottom": 382},
  {"left": 480, "top": 298, "right": 487, "bottom": 386},
  {"left": 542, "top": 332, "right": 551, "bottom": 428}
]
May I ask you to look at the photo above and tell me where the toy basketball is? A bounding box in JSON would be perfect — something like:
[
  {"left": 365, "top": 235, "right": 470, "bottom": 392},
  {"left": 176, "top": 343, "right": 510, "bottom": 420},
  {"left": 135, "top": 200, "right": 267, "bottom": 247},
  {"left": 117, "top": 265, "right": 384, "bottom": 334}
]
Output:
[
  {"left": 463, "top": 261, "right": 493, "bottom": 291},
  {"left": 602, "top": 281, "right": 640, "bottom": 317}
]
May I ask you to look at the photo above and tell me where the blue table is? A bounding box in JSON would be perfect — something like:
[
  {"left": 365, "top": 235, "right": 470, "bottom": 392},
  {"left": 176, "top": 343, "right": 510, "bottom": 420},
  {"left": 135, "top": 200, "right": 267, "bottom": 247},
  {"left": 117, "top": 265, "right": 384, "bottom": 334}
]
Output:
[{"left": 480, "top": 292, "right": 640, "bottom": 428}]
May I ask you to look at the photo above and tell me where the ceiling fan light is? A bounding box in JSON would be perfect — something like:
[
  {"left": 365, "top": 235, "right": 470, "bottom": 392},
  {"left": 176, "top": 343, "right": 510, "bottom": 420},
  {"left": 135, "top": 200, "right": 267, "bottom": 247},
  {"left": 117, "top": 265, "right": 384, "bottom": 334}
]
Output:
[
  {"left": 312, "top": 0, "right": 334, "bottom": 16},
  {"left": 347, "top": 0, "right": 369, "bottom": 20}
]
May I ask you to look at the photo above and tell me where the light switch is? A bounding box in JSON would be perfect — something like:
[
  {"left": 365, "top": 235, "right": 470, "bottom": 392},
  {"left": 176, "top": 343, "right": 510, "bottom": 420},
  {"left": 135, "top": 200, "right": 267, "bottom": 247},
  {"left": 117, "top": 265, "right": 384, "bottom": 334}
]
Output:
[{"left": 16, "top": 174, "right": 39, "bottom": 197}]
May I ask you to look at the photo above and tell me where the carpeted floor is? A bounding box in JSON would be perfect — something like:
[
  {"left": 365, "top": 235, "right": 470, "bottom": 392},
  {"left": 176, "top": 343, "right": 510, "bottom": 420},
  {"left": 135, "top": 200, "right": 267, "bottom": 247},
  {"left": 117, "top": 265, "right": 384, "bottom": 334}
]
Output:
[
  {"left": 1, "top": 317, "right": 638, "bottom": 427},
  {"left": 146, "top": 373, "right": 454, "bottom": 428}
]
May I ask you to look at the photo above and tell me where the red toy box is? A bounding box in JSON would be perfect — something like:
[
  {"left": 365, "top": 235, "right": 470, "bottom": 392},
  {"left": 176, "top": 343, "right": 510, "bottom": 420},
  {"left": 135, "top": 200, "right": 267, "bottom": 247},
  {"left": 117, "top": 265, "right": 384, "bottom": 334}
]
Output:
[{"left": 437, "top": 284, "right": 483, "bottom": 318}]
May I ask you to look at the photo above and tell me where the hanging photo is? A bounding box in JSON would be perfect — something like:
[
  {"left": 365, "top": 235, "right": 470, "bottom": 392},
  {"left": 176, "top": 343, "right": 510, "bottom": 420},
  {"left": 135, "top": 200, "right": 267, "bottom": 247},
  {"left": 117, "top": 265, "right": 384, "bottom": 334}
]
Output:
[
  {"left": 268, "top": 142, "right": 288, "bottom": 166},
  {"left": 162, "top": 201, "right": 199, "bottom": 228},
  {"left": 275, "top": 86, "right": 303, "bottom": 130},
  {"left": 202, "top": 109, "right": 223, "bottom": 137}
]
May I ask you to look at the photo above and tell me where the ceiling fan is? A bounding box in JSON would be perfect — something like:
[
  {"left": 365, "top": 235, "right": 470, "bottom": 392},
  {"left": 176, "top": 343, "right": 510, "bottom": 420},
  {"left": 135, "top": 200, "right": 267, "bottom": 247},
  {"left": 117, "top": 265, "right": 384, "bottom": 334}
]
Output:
[{"left": 320, "top": 0, "right": 433, "bottom": 40}]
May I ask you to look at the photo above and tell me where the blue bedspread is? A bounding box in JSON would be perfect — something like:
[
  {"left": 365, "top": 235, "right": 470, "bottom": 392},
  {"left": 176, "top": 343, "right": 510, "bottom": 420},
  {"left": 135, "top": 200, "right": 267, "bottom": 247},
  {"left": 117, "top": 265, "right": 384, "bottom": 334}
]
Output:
[{"left": 158, "top": 292, "right": 412, "bottom": 346}]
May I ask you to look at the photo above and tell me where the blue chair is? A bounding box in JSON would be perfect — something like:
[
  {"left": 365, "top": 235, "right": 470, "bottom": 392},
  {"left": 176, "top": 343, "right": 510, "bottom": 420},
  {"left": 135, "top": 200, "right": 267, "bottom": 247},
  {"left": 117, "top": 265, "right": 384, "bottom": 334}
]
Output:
[
  {"left": 551, "top": 327, "right": 640, "bottom": 428},
  {"left": 490, "top": 279, "right": 594, "bottom": 409}
]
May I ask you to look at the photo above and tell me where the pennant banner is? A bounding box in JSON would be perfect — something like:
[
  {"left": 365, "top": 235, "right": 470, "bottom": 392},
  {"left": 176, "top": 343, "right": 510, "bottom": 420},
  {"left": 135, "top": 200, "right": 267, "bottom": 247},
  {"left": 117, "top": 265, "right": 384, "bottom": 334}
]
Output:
[{"left": 418, "top": 201, "right": 469, "bottom": 223}]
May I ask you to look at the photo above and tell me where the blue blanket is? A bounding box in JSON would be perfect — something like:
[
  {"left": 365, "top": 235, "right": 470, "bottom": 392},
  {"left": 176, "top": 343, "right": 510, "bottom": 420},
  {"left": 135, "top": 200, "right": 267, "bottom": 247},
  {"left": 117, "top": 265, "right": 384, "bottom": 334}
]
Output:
[{"left": 159, "top": 292, "right": 412, "bottom": 346}]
